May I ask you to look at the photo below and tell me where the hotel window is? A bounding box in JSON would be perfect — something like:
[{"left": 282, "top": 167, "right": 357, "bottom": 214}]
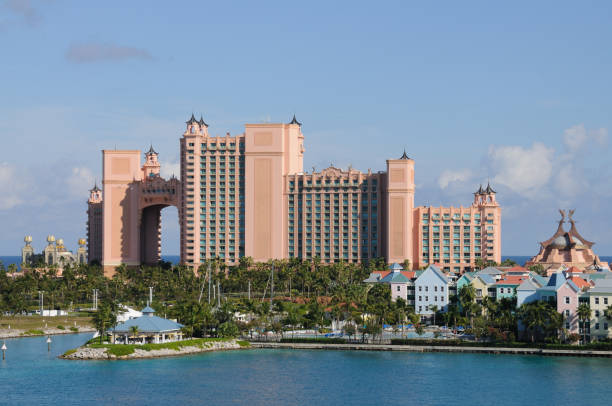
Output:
[
  {"left": 565, "top": 310, "right": 570, "bottom": 317},
  {"left": 605, "top": 298, "right": 609, "bottom": 305},
  {"left": 565, "top": 297, "right": 570, "bottom": 304},
  {"left": 397, "top": 286, "right": 400, "bottom": 292},
  {"left": 595, "top": 310, "right": 600, "bottom": 317},
  {"left": 595, "top": 323, "right": 600, "bottom": 330},
  {"left": 605, "top": 323, "right": 609, "bottom": 330},
  {"left": 566, "top": 322, "right": 570, "bottom": 329},
  {"left": 595, "top": 297, "right": 600, "bottom": 305}
]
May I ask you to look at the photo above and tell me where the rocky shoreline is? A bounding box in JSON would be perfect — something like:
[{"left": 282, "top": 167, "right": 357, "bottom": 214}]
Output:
[
  {"left": 62, "top": 339, "right": 246, "bottom": 360},
  {"left": 0, "top": 327, "right": 95, "bottom": 339}
]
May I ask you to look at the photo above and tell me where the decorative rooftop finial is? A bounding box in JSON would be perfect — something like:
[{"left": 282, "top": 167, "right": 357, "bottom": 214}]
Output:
[
  {"left": 199, "top": 115, "right": 209, "bottom": 128},
  {"left": 475, "top": 184, "right": 484, "bottom": 195},
  {"left": 146, "top": 144, "right": 157, "bottom": 155},
  {"left": 400, "top": 149, "right": 409, "bottom": 160},
  {"left": 186, "top": 113, "right": 198, "bottom": 125},
  {"left": 485, "top": 181, "right": 496, "bottom": 194},
  {"left": 289, "top": 114, "right": 302, "bottom": 126}
]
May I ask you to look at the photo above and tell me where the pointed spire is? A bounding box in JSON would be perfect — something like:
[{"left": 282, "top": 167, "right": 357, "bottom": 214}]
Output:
[
  {"left": 186, "top": 113, "right": 197, "bottom": 125},
  {"left": 474, "top": 184, "right": 484, "bottom": 195},
  {"left": 199, "top": 115, "right": 209, "bottom": 128},
  {"left": 400, "top": 149, "right": 409, "bottom": 160},
  {"left": 485, "top": 181, "right": 495, "bottom": 194},
  {"left": 146, "top": 144, "right": 157, "bottom": 155},
  {"left": 91, "top": 182, "right": 100, "bottom": 192},
  {"left": 289, "top": 114, "right": 302, "bottom": 126}
]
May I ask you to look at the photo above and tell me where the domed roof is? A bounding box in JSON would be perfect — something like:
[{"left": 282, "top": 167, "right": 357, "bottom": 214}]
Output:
[
  {"left": 24, "top": 235, "right": 32, "bottom": 243},
  {"left": 551, "top": 235, "right": 570, "bottom": 249},
  {"left": 47, "top": 235, "right": 55, "bottom": 243},
  {"left": 550, "top": 234, "right": 586, "bottom": 250},
  {"left": 78, "top": 238, "right": 86, "bottom": 246}
]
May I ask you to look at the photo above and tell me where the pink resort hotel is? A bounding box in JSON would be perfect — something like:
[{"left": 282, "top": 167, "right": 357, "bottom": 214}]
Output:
[{"left": 87, "top": 115, "right": 501, "bottom": 276}]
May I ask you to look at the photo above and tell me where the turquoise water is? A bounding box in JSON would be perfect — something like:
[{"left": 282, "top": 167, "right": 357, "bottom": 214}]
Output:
[{"left": 1, "top": 334, "right": 612, "bottom": 405}]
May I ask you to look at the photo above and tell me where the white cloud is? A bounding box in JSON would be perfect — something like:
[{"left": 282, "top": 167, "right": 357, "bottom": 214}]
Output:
[
  {"left": 438, "top": 168, "right": 473, "bottom": 189},
  {"left": 563, "top": 124, "right": 608, "bottom": 153},
  {"left": 488, "top": 142, "right": 554, "bottom": 197},
  {"left": 65, "top": 43, "right": 153, "bottom": 63},
  {"left": 0, "top": 162, "right": 27, "bottom": 209},
  {"left": 160, "top": 161, "right": 180, "bottom": 180},
  {"left": 66, "top": 167, "right": 95, "bottom": 198}
]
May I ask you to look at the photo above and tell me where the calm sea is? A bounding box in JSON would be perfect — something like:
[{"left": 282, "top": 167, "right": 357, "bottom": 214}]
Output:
[{"left": 0, "top": 333, "right": 611, "bottom": 405}]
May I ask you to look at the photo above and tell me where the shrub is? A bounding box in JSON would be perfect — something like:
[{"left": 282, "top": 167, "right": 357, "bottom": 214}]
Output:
[
  {"left": 69, "top": 327, "right": 79, "bottom": 332},
  {"left": 57, "top": 325, "right": 65, "bottom": 330},
  {"left": 106, "top": 346, "right": 135, "bottom": 356},
  {"left": 280, "top": 337, "right": 346, "bottom": 344},
  {"left": 237, "top": 340, "right": 250, "bottom": 347},
  {"left": 22, "top": 329, "right": 44, "bottom": 336},
  {"left": 63, "top": 349, "right": 77, "bottom": 356}
]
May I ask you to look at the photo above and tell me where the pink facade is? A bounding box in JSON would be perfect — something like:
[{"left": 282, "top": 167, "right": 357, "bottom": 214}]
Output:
[
  {"left": 90, "top": 115, "right": 502, "bottom": 275},
  {"left": 557, "top": 281, "right": 580, "bottom": 335},
  {"left": 413, "top": 184, "right": 501, "bottom": 273}
]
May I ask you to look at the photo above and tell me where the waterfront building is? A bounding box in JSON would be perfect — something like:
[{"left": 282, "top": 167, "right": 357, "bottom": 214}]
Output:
[
  {"left": 110, "top": 306, "right": 184, "bottom": 344},
  {"left": 587, "top": 279, "right": 612, "bottom": 341},
  {"left": 21, "top": 235, "right": 87, "bottom": 267},
  {"left": 414, "top": 265, "right": 449, "bottom": 319},
  {"left": 413, "top": 183, "right": 501, "bottom": 274},
  {"left": 87, "top": 183, "right": 103, "bottom": 264},
  {"left": 526, "top": 210, "right": 608, "bottom": 272},
  {"left": 364, "top": 263, "right": 416, "bottom": 305},
  {"left": 495, "top": 275, "right": 529, "bottom": 300},
  {"left": 89, "top": 115, "right": 501, "bottom": 275}
]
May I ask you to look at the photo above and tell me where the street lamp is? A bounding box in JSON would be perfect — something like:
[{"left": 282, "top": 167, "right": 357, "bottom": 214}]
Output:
[
  {"left": 46, "top": 336, "right": 52, "bottom": 352},
  {"left": 1, "top": 342, "right": 6, "bottom": 360}
]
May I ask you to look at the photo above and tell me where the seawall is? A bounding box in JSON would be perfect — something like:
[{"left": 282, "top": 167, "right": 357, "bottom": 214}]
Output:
[{"left": 250, "top": 342, "right": 612, "bottom": 358}]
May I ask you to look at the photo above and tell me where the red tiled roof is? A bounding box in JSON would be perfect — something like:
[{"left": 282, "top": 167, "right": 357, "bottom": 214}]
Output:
[
  {"left": 569, "top": 276, "right": 590, "bottom": 289},
  {"left": 506, "top": 266, "right": 528, "bottom": 272},
  {"left": 373, "top": 270, "right": 416, "bottom": 279},
  {"left": 496, "top": 275, "right": 528, "bottom": 285}
]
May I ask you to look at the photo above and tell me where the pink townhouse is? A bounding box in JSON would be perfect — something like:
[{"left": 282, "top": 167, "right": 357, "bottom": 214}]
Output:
[{"left": 556, "top": 280, "right": 581, "bottom": 336}]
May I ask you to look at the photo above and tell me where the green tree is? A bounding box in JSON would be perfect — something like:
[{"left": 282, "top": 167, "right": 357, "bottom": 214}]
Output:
[{"left": 130, "top": 325, "right": 139, "bottom": 343}]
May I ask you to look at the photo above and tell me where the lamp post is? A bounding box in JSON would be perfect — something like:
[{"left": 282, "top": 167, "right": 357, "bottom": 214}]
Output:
[
  {"left": 46, "top": 336, "right": 52, "bottom": 352},
  {"left": 2, "top": 342, "right": 6, "bottom": 360}
]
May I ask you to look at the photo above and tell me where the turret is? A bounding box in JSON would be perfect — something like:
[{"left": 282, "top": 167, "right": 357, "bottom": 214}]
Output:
[
  {"left": 89, "top": 183, "right": 103, "bottom": 203},
  {"left": 185, "top": 113, "right": 209, "bottom": 136},
  {"left": 143, "top": 145, "right": 161, "bottom": 178},
  {"left": 473, "top": 182, "right": 497, "bottom": 206}
]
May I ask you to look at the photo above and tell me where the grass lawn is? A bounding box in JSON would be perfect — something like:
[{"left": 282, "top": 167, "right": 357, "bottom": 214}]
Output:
[{"left": 0, "top": 315, "right": 93, "bottom": 331}]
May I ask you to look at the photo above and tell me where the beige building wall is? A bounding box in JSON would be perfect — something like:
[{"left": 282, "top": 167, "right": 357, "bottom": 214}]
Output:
[
  {"left": 384, "top": 157, "right": 415, "bottom": 265},
  {"left": 102, "top": 150, "right": 143, "bottom": 274},
  {"left": 244, "top": 123, "right": 303, "bottom": 262}
]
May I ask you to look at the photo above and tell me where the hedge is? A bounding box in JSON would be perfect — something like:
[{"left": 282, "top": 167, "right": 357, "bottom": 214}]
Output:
[
  {"left": 389, "top": 338, "right": 612, "bottom": 351},
  {"left": 280, "top": 337, "right": 347, "bottom": 344}
]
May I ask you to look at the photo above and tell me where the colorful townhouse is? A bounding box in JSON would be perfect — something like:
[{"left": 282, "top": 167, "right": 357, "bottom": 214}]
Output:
[
  {"left": 587, "top": 279, "right": 612, "bottom": 341},
  {"left": 414, "top": 265, "right": 449, "bottom": 320}
]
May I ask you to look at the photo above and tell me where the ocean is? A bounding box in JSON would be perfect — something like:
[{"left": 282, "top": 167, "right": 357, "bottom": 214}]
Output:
[{"left": 1, "top": 333, "right": 611, "bottom": 405}]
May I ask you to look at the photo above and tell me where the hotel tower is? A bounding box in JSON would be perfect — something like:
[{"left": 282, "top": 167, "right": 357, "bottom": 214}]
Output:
[{"left": 88, "top": 115, "right": 501, "bottom": 275}]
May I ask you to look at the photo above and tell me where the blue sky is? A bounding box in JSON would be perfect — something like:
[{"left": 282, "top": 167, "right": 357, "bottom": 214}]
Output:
[{"left": 2, "top": 0, "right": 612, "bottom": 256}]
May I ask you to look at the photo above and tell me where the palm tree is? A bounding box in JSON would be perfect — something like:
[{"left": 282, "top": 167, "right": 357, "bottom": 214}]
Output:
[
  {"left": 577, "top": 303, "right": 592, "bottom": 344},
  {"left": 130, "top": 325, "right": 139, "bottom": 344},
  {"left": 430, "top": 305, "right": 438, "bottom": 326},
  {"left": 603, "top": 304, "right": 612, "bottom": 321}
]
